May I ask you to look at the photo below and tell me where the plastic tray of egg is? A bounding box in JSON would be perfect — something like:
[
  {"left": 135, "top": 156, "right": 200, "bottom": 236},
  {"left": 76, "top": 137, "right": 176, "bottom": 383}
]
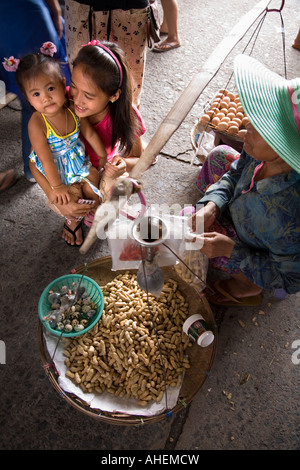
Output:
[{"left": 199, "top": 89, "right": 249, "bottom": 141}]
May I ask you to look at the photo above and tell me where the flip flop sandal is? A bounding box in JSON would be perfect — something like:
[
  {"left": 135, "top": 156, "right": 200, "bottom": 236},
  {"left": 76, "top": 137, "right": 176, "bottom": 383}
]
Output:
[
  {"left": 78, "top": 198, "right": 95, "bottom": 206},
  {"left": 292, "top": 43, "right": 300, "bottom": 50},
  {"left": 207, "top": 280, "right": 262, "bottom": 307},
  {"left": 0, "top": 169, "right": 18, "bottom": 193},
  {"left": 152, "top": 42, "right": 181, "bottom": 53},
  {"left": 63, "top": 221, "right": 84, "bottom": 247}
]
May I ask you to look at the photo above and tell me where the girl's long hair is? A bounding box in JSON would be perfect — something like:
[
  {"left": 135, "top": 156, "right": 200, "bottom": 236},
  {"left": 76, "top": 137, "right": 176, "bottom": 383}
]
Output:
[{"left": 73, "top": 42, "right": 142, "bottom": 155}]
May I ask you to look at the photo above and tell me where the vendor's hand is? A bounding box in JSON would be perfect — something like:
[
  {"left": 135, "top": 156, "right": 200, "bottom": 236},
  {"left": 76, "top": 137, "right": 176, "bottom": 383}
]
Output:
[
  {"left": 193, "top": 231, "right": 235, "bottom": 259},
  {"left": 189, "top": 201, "right": 220, "bottom": 233},
  {"left": 51, "top": 184, "right": 71, "bottom": 205},
  {"left": 104, "top": 156, "right": 127, "bottom": 179}
]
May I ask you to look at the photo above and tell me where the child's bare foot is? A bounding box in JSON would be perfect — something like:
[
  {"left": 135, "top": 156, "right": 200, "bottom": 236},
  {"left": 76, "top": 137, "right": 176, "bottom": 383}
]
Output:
[{"left": 62, "top": 220, "right": 83, "bottom": 246}]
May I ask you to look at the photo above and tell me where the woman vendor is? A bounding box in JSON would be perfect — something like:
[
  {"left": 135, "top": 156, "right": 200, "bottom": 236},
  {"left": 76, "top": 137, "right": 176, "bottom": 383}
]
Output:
[{"left": 191, "top": 54, "right": 300, "bottom": 306}]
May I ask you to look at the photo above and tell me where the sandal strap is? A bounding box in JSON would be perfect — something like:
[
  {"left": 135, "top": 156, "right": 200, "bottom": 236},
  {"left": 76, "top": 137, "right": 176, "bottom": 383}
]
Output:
[
  {"left": 63, "top": 221, "right": 83, "bottom": 246},
  {"left": 63, "top": 221, "right": 82, "bottom": 236}
]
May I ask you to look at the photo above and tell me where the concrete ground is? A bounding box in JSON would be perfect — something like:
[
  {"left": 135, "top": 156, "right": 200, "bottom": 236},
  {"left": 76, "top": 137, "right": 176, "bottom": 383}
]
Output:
[{"left": 0, "top": 0, "right": 299, "bottom": 451}]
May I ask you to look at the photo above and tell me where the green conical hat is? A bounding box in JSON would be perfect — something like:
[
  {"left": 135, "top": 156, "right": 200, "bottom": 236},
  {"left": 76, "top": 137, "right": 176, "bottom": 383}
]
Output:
[{"left": 234, "top": 54, "right": 300, "bottom": 174}]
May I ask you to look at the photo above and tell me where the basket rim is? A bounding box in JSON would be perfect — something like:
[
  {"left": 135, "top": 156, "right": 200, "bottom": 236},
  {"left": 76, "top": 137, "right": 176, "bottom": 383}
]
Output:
[{"left": 38, "top": 274, "right": 104, "bottom": 338}]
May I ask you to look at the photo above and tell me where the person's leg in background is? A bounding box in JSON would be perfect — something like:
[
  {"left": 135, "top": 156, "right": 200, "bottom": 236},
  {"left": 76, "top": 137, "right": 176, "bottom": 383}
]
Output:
[{"left": 152, "top": 0, "right": 180, "bottom": 52}]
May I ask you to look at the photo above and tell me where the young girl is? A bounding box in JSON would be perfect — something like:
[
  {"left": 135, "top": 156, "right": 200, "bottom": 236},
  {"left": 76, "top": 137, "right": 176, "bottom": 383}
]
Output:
[
  {"left": 14, "top": 46, "right": 108, "bottom": 246},
  {"left": 28, "top": 40, "right": 147, "bottom": 243},
  {"left": 69, "top": 40, "right": 146, "bottom": 176}
]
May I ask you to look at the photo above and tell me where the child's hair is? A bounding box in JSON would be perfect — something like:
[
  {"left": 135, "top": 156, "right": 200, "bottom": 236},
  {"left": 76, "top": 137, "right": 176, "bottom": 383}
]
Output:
[
  {"left": 15, "top": 53, "right": 65, "bottom": 97},
  {"left": 73, "top": 41, "right": 142, "bottom": 155}
]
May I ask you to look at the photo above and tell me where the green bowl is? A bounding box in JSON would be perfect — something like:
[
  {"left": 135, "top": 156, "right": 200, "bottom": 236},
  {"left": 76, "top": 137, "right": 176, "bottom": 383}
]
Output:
[{"left": 38, "top": 274, "right": 104, "bottom": 338}]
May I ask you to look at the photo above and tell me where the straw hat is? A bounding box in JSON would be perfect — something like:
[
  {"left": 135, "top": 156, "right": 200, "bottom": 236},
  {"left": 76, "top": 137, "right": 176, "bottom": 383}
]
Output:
[{"left": 234, "top": 54, "right": 300, "bottom": 174}]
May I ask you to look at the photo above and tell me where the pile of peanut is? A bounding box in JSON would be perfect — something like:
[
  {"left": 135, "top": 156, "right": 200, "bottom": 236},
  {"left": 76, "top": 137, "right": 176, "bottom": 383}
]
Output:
[{"left": 63, "top": 273, "right": 192, "bottom": 406}]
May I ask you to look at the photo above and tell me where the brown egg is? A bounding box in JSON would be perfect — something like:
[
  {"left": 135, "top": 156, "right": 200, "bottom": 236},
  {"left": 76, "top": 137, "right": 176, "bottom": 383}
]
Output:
[
  {"left": 242, "top": 117, "right": 250, "bottom": 127},
  {"left": 222, "top": 96, "right": 231, "bottom": 104},
  {"left": 220, "top": 116, "right": 230, "bottom": 123},
  {"left": 236, "top": 112, "right": 244, "bottom": 120},
  {"left": 217, "top": 121, "right": 229, "bottom": 131},
  {"left": 212, "top": 98, "right": 222, "bottom": 106},
  {"left": 227, "top": 91, "right": 235, "bottom": 101},
  {"left": 211, "top": 116, "right": 220, "bottom": 126},
  {"left": 227, "top": 112, "right": 236, "bottom": 120},
  {"left": 228, "top": 107, "right": 237, "bottom": 114},
  {"left": 232, "top": 117, "right": 242, "bottom": 127},
  {"left": 228, "top": 101, "right": 237, "bottom": 109},
  {"left": 227, "top": 125, "right": 239, "bottom": 135},
  {"left": 207, "top": 109, "right": 216, "bottom": 118},
  {"left": 216, "top": 112, "right": 226, "bottom": 120},
  {"left": 219, "top": 100, "right": 229, "bottom": 109},
  {"left": 201, "top": 114, "right": 211, "bottom": 124},
  {"left": 210, "top": 104, "right": 218, "bottom": 112},
  {"left": 237, "top": 105, "right": 244, "bottom": 113}
]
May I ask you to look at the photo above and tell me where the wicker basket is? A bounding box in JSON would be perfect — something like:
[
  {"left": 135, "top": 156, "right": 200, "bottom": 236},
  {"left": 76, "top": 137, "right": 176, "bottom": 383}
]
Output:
[{"left": 38, "top": 257, "right": 217, "bottom": 426}]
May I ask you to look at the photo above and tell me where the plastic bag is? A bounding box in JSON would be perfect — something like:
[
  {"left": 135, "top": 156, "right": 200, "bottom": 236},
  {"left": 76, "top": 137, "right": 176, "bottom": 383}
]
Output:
[
  {"left": 107, "top": 207, "right": 189, "bottom": 271},
  {"left": 107, "top": 212, "right": 178, "bottom": 271},
  {"left": 174, "top": 233, "right": 208, "bottom": 294},
  {"left": 191, "top": 130, "right": 215, "bottom": 165}
]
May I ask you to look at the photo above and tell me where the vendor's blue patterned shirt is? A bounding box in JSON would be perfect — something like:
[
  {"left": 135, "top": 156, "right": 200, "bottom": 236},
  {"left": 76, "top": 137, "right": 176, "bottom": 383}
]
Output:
[{"left": 199, "top": 150, "right": 300, "bottom": 294}]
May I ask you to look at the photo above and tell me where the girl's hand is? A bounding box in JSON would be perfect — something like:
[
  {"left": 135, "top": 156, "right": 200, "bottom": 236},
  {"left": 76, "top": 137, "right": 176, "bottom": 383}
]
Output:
[
  {"left": 104, "top": 156, "right": 127, "bottom": 179},
  {"left": 51, "top": 184, "right": 71, "bottom": 205},
  {"left": 55, "top": 197, "right": 94, "bottom": 221},
  {"left": 98, "top": 156, "right": 108, "bottom": 171}
]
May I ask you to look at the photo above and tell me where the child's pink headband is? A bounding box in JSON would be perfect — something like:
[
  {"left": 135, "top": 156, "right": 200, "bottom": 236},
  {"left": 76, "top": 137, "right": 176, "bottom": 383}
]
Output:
[{"left": 82, "top": 40, "right": 123, "bottom": 88}]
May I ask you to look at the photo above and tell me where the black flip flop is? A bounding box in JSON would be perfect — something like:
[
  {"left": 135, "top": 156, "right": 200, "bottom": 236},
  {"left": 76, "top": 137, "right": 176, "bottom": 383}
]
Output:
[{"left": 63, "top": 221, "right": 84, "bottom": 247}]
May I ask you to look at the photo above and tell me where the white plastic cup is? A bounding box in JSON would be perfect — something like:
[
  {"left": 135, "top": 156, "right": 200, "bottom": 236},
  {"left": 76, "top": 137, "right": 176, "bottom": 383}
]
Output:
[{"left": 183, "top": 314, "right": 214, "bottom": 347}]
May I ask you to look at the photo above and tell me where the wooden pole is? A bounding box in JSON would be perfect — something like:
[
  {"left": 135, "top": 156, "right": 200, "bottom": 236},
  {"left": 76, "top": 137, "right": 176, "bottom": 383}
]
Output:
[{"left": 130, "top": 0, "right": 271, "bottom": 178}]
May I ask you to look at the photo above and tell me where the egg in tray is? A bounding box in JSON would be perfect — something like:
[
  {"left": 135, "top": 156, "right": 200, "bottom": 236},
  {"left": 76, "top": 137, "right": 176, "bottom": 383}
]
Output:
[{"left": 200, "top": 89, "right": 249, "bottom": 139}]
